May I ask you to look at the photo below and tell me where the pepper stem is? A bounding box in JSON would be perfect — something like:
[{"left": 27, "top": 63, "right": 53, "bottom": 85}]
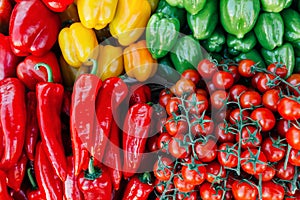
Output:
[
  {"left": 88, "top": 157, "right": 95, "bottom": 175},
  {"left": 27, "top": 168, "right": 38, "bottom": 190},
  {"left": 138, "top": 172, "right": 152, "bottom": 185},
  {"left": 88, "top": 58, "right": 98, "bottom": 75},
  {"left": 84, "top": 157, "right": 102, "bottom": 180},
  {"left": 34, "top": 63, "right": 53, "bottom": 83}
]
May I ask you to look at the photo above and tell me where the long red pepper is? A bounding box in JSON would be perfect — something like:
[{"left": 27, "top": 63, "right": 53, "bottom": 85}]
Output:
[
  {"left": 0, "top": 170, "right": 13, "bottom": 200},
  {"left": 34, "top": 142, "right": 63, "bottom": 200},
  {"left": 71, "top": 59, "right": 102, "bottom": 176},
  {"left": 122, "top": 103, "right": 153, "bottom": 179},
  {"left": 35, "top": 63, "right": 67, "bottom": 181},
  {"left": 0, "top": 78, "right": 26, "bottom": 170},
  {"left": 103, "top": 118, "right": 122, "bottom": 191},
  {"left": 27, "top": 167, "right": 46, "bottom": 200},
  {"left": 25, "top": 92, "right": 39, "bottom": 161}
]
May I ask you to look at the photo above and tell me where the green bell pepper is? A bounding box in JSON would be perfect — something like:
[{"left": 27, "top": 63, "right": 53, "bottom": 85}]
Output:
[
  {"left": 146, "top": 13, "right": 180, "bottom": 59},
  {"left": 261, "top": 43, "right": 295, "bottom": 78},
  {"left": 235, "top": 49, "right": 266, "bottom": 68},
  {"left": 183, "top": 0, "right": 206, "bottom": 15},
  {"left": 166, "top": 0, "right": 183, "bottom": 8},
  {"left": 187, "top": 0, "right": 218, "bottom": 40},
  {"left": 260, "top": 0, "right": 291, "bottom": 12},
  {"left": 156, "top": 0, "right": 186, "bottom": 27},
  {"left": 157, "top": 56, "right": 181, "bottom": 83},
  {"left": 170, "top": 35, "right": 203, "bottom": 74},
  {"left": 294, "top": 56, "right": 300, "bottom": 73},
  {"left": 220, "top": 0, "right": 260, "bottom": 39},
  {"left": 254, "top": 12, "right": 284, "bottom": 51},
  {"left": 292, "top": 41, "right": 300, "bottom": 57},
  {"left": 227, "top": 31, "right": 257, "bottom": 53},
  {"left": 227, "top": 47, "right": 241, "bottom": 56},
  {"left": 201, "top": 27, "right": 226, "bottom": 53},
  {"left": 281, "top": 8, "right": 300, "bottom": 43}
]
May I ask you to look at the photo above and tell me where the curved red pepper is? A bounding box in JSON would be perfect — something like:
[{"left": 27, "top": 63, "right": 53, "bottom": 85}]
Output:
[
  {"left": 129, "top": 84, "right": 152, "bottom": 107},
  {"left": 122, "top": 103, "right": 153, "bottom": 179},
  {"left": 0, "top": 170, "right": 13, "bottom": 200},
  {"left": 0, "top": 78, "right": 26, "bottom": 170},
  {"left": 42, "top": 0, "right": 73, "bottom": 12},
  {"left": 9, "top": 0, "right": 61, "bottom": 56},
  {"left": 122, "top": 172, "right": 154, "bottom": 200},
  {"left": 27, "top": 189, "right": 45, "bottom": 200},
  {"left": 0, "top": 0, "right": 12, "bottom": 34},
  {"left": 35, "top": 63, "right": 67, "bottom": 181}
]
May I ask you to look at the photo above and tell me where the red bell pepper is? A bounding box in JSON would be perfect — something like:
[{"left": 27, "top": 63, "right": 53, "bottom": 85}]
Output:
[
  {"left": 129, "top": 84, "right": 152, "bottom": 107},
  {"left": 9, "top": 0, "right": 61, "bottom": 56},
  {"left": 122, "top": 172, "right": 154, "bottom": 200},
  {"left": 35, "top": 63, "right": 67, "bottom": 181},
  {"left": 0, "top": 0, "right": 12, "bottom": 34},
  {"left": 42, "top": 0, "right": 73, "bottom": 12},
  {"left": 0, "top": 33, "right": 21, "bottom": 80},
  {"left": 64, "top": 156, "right": 83, "bottom": 200},
  {"left": 71, "top": 59, "right": 102, "bottom": 176},
  {"left": 0, "top": 78, "right": 26, "bottom": 170},
  {"left": 6, "top": 152, "right": 28, "bottom": 191},
  {"left": 16, "top": 51, "right": 62, "bottom": 91},
  {"left": 123, "top": 103, "right": 153, "bottom": 179},
  {"left": 0, "top": 170, "right": 13, "bottom": 200},
  {"left": 25, "top": 92, "right": 39, "bottom": 161},
  {"left": 103, "top": 119, "right": 122, "bottom": 191},
  {"left": 34, "top": 142, "right": 63, "bottom": 200},
  {"left": 77, "top": 158, "right": 112, "bottom": 199}
]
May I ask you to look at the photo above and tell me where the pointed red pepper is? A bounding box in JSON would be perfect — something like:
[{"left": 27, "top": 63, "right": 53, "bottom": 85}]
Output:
[
  {"left": 129, "top": 84, "right": 152, "bottom": 106},
  {"left": 27, "top": 165, "right": 46, "bottom": 200},
  {"left": 35, "top": 62, "right": 67, "bottom": 181},
  {"left": 0, "top": 170, "right": 13, "bottom": 200}
]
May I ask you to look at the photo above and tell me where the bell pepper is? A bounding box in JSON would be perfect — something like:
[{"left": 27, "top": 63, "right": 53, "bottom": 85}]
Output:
[
  {"left": 0, "top": 78, "right": 26, "bottom": 170},
  {"left": 0, "top": 33, "right": 21, "bottom": 80},
  {"left": 170, "top": 35, "right": 203, "bottom": 74},
  {"left": 260, "top": 0, "right": 292, "bottom": 12},
  {"left": 58, "top": 22, "right": 98, "bottom": 67},
  {"left": 281, "top": 8, "right": 300, "bottom": 43},
  {"left": 155, "top": 0, "right": 186, "bottom": 27},
  {"left": 157, "top": 56, "right": 181, "bottom": 83},
  {"left": 254, "top": 12, "right": 284, "bottom": 50},
  {"left": 34, "top": 142, "right": 63, "bottom": 200},
  {"left": 123, "top": 103, "right": 153, "bottom": 179},
  {"left": 166, "top": 0, "right": 183, "bottom": 8},
  {"left": 146, "top": 12, "right": 180, "bottom": 59},
  {"left": 59, "top": 4, "right": 80, "bottom": 27},
  {"left": 35, "top": 63, "right": 68, "bottom": 182},
  {"left": 77, "top": 0, "right": 118, "bottom": 30},
  {"left": 41, "top": 0, "right": 73, "bottom": 12},
  {"left": 0, "top": 0, "right": 12, "bottom": 34},
  {"left": 295, "top": 57, "right": 300, "bottom": 73},
  {"left": 16, "top": 51, "right": 62, "bottom": 91},
  {"left": 227, "top": 31, "right": 257, "bottom": 53},
  {"left": 148, "top": 0, "right": 159, "bottom": 13},
  {"left": 6, "top": 153, "right": 28, "bottom": 191},
  {"left": 183, "top": 0, "right": 206, "bottom": 15},
  {"left": 77, "top": 158, "right": 112, "bottom": 199},
  {"left": 109, "top": 0, "right": 151, "bottom": 46},
  {"left": 235, "top": 49, "right": 266, "bottom": 68},
  {"left": 261, "top": 43, "right": 295, "bottom": 78},
  {"left": 201, "top": 27, "right": 226, "bottom": 53},
  {"left": 187, "top": 0, "right": 217, "bottom": 40},
  {"left": 96, "top": 45, "right": 124, "bottom": 81},
  {"left": 293, "top": 41, "right": 300, "bottom": 57},
  {"left": 59, "top": 56, "right": 78, "bottom": 90},
  {"left": 220, "top": 0, "right": 260, "bottom": 39},
  {"left": 0, "top": 170, "right": 12, "bottom": 200},
  {"left": 123, "top": 40, "right": 158, "bottom": 82},
  {"left": 9, "top": 0, "right": 61, "bottom": 57}
]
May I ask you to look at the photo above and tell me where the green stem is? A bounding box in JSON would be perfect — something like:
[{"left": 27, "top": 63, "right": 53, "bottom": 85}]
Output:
[
  {"left": 34, "top": 62, "right": 53, "bottom": 83},
  {"left": 27, "top": 168, "right": 38, "bottom": 190},
  {"left": 284, "top": 144, "right": 292, "bottom": 170},
  {"left": 88, "top": 58, "right": 98, "bottom": 75},
  {"left": 139, "top": 172, "right": 152, "bottom": 185},
  {"left": 88, "top": 157, "right": 95, "bottom": 175}
]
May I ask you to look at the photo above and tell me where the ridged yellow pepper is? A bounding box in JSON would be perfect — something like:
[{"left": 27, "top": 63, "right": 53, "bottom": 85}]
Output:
[
  {"left": 109, "top": 0, "right": 151, "bottom": 46},
  {"left": 77, "top": 0, "right": 118, "bottom": 30},
  {"left": 123, "top": 40, "right": 157, "bottom": 82},
  {"left": 59, "top": 56, "right": 78, "bottom": 89},
  {"left": 58, "top": 22, "right": 98, "bottom": 67}
]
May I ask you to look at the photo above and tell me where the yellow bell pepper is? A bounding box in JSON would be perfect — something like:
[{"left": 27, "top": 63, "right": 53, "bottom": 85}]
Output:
[
  {"left": 109, "top": 0, "right": 151, "bottom": 46},
  {"left": 58, "top": 22, "right": 98, "bottom": 67},
  {"left": 123, "top": 40, "right": 157, "bottom": 82},
  {"left": 59, "top": 56, "right": 78, "bottom": 89},
  {"left": 77, "top": 0, "right": 118, "bottom": 30}
]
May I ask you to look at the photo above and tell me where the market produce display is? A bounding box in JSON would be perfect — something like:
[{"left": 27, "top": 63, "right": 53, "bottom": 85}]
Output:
[{"left": 0, "top": 0, "right": 300, "bottom": 199}]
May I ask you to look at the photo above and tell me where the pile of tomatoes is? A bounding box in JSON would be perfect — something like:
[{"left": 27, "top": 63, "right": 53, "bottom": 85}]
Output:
[{"left": 148, "top": 58, "right": 300, "bottom": 200}]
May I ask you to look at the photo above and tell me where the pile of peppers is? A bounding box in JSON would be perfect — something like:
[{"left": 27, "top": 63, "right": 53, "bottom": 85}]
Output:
[{"left": 0, "top": 0, "right": 300, "bottom": 199}]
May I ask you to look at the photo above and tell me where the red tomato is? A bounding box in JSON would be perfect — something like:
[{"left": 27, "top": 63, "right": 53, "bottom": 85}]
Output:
[
  {"left": 286, "top": 73, "right": 300, "bottom": 96},
  {"left": 256, "top": 73, "right": 277, "bottom": 93},
  {"left": 181, "top": 69, "right": 200, "bottom": 85},
  {"left": 196, "top": 88, "right": 208, "bottom": 97},
  {"left": 240, "top": 91, "right": 261, "bottom": 108},
  {"left": 171, "top": 78, "right": 196, "bottom": 97},
  {"left": 262, "top": 89, "right": 280, "bottom": 112},
  {"left": 206, "top": 81, "right": 217, "bottom": 94},
  {"left": 153, "top": 157, "right": 174, "bottom": 181},
  {"left": 199, "top": 182, "right": 223, "bottom": 200},
  {"left": 210, "top": 90, "right": 228, "bottom": 110},
  {"left": 276, "top": 160, "right": 295, "bottom": 180},
  {"left": 214, "top": 122, "right": 235, "bottom": 143},
  {"left": 238, "top": 59, "right": 256, "bottom": 78},
  {"left": 288, "top": 147, "right": 300, "bottom": 166},
  {"left": 261, "top": 137, "right": 286, "bottom": 162},
  {"left": 176, "top": 191, "right": 197, "bottom": 200},
  {"left": 250, "top": 107, "right": 276, "bottom": 132},
  {"left": 166, "top": 97, "right": 181, "bottom": 116},
  {"left": 229, "top": 84, "right": 247, "bottom": 102},
  {"left": 241, "top": 148, "right": 267, "bottom": 175},
  {"left": 228, "top": 65, "right": 240, "bottom": 82},
  {"left": 159, "top": 89, "right": 174, "bottom": 108},
  {"left": 147, "top": 135, "right": 159, "bottom": 152},
  {"left": 218, "top": 142, "right": 238, "bottom": 168},
  {"left": 251, "top": 72, "right": 265, "bottom": 89},
  {"left": 197, "top": 59, "right": 217, "bottom": 80},
  {"left": 261, "top": 181, "right": 285, "bottom": 200},
  {"left": 154, "top": 179, "right": 173, "bottom": 194},
  {"left": 276, "top": 119, "right": 291, "bottom": 137},
  {"left": 165, "top": 116, "right": 188, "bottom": 136},
  {"left": 232, "top": 180, "right": 258, "bottom": 200},
  {"left": 181, "top": 159, "right": 206, "bottom": 185},
  {"left": 236, "top": 126, "right": 262, "bottom": 149},
  {"left": 212, "top": 71, "right": 234, "bottom": 89},
  {"left": 205, "top": 161, "right": 226, "bottom": 184},
  {"left": 229, "top": 108, "right": 250, "bottom": 124},
  {"left": 277, "top": 97, "right": 300, "bottom": 120},
  {"left": 173, "top": 175, "right": 195, "bottom": 192},
  {"left": 185, "top": 93, "right": 209, "bottom": 115},
  {"left": 267, "top": 62, "right": 288, "bottom": 78},
  {"left": 254, "top": 165, "right": 276, "bottom": 182},
  {"left": 194, "top": 139, "right": 217, "bottom": 162},
  {"left": 286, "top": 126, "right": 300, "bottom": 150},
  {"left": 191, "top": 115, "right": 214, "bottom": 136},
  {"left": 168, "top": 134, "right": 190, "bottom": 159},
  {"left": 156, "top": 132, "right": 172, "bottom": 153}
]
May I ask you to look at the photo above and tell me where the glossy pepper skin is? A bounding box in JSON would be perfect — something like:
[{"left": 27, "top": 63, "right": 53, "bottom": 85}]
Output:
[
  {"left": 187, "top": 0, "right": 218, "bottom": 40},
  {"left": 166, "top": 0, "right": 183, "bottom": 8},
  {"left": 129, "top": 84, "right": 152, "bottom": 107},
  {"left": 235, "top": 49, "right": 266, "bottom": 68},
  {"left": 281, "top": 8, "right": 300, "bottom": 43},
  {"left": 227, "top": 31, "right": 257, "bottom": 53},
  {"left": 146, "top": 12, "right": 180, "bottom": 59},
  {"left": 220, "top": 0, "right": 260, "bottom": 39},
  {"left": 77, "top": 0, "right": 118, "bottom": 30},
  {"left": 27, "top": 190, "right": 45, "bottom": 200},
  {"left": 122, "top": 172, "right": 154, "bottom": 200},
  {"left": 109, "top": 0, "right": 151, "bottom": 46},
  {"left": 261, "top": 43, "right": 295, "bottom": 77},
  {"left": 58, "top": 22, "right": 98, "bottom": 67},
  {"left": 0, "top": 78, "right": 26, "bottom": 170},
  {"left": 9, "top": 0, "right": 60, "bottom": 57},
  {"left": 201, "top": 27, "right": 226, "bottom": 53},
  {"left": 123, "top": 40, "right": 158, "bottom": 82},
  {"left": 0, "top": 33, "right": 21, "bottom": 80},
  {"left": 0, "top": 0, "right": 12, "bottom": 34},
  {"left": 34, "top": 142, "right": 63, "bottom": 200},
  {"left": 261, "top": 0, "right": 292, "bottom": 12},
  {"left": 171, "top": 35, "right": 203, "bottom": 74},
  {"left": 42, "top": 0, "right": 73, "bottom": 12},
  {"left": 17, "top": 51, "right": 62, "bottom": 91},
  {"left": 123, "top": 103, "right": 153, "bottom": 179},
  {"left": 0, "top": 170, "right": 12, "bottom": 200},
  {"left": 183, "top": 0, "right": 206, "bottom": 15},
  {"left": 35, "top": 63, "right": 68, "bottom": 182},
  {"left": 254, "top": 12, "right": 284, "bottom": 51}
]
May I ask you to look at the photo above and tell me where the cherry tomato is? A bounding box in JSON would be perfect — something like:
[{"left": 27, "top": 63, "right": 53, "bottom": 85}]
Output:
[
  {"left": 195, "top": 88, "right": 208, "bottom": 97},
  {"left": 229, "top": 84, "right": 247, "bottom": 102},
  {"left": 261, "top": 136, "right": 286, "bottom": 162},
  {"left": 214, "top": 122, "right": 235, "bottom": 143},
  {"left": 236, "top": 126, "right": 262, "bottom": 149},
  {"left": 232, "top": 180, "right": 258, "bottom": 200},
  {"left": 168, "top": 134, "right": 190, "bottom": 159},
  {"left": 228, "top": 65, "right": 240, "bottom": 82},
  {"left": 210, "top": 90, "right": 228, "bottom": 110},
  {"left": 197, "top": 59, "right": 217, "bottom": 80},
  {"left": 262, "top": 89, "right": 280, "bottom": 112},
  {"left": 147, "top": 135, "right": 159, "bottom": 152},
  {"left": 154, "top": 179, "right": 173, "bottom": 194},
  {"left": 286, "top": 73, "right": 300, "bottom": 96},
  {"left": 181, "top": 159, "right": 206, "bottom": 185},
  {"left": 206, "top": 81, "right": 217, "bottom": 94},
  {"left": 166, "top": 97, "right": 181, "bottom": 116},
  {"left": 171, "top": 78, "right": 195, "bottom": 97},
  {"left": 276, "top": 160, "right": 295, "bottom": 180},
  {"left": 277, "top": 97, "right": 300, "bottom": 120},
  {"left": 286, "top": 126, "right": 300, "bottom": 150},
  {"left": 153, "top": 157, "right": 174, "bottom": 181},
  {"left": 241, "top": 148, "right": 267, "bottom": 175},
  {"left": 176, "top": 191, "right": 197, "bottom": 200},
  {"left": 212, "top": 71, "right": 234, "bottom": 89},
  {"left": 238, "top": 59, "right": 256, "bottom": 78},
  {"left": 199, "top": 182, "right": 223, "bottom": 200},
  {"left": 156, "top": 132, "right": 171, "bottom": 153},
  {"left": 218, "top": 142, "right": 238, "bottom": 168},
  {"left": 254, "top": 165, "right": 276, "bottom": 182},
  {"left": 194, "top": 139, "right": 217, "bottom": 162},
  {"left": 186, "top": 93, "right": 209, "bottom": 115},
  {"left": 276, "top": 119, "right": 291, "bottom": 137},
  {"left": 288, "top": 147, "right": 300, "bottom": 166},
  {"left": 256, "top": 73, "right": 277, "bottom": 93},
  {"left": 205, "top": 161, "right": 226, "bottom": 184},
  {"left": 173, "top": 176, "right": 195, "bottom": 192},
  {"left": 181, "top": 69, "right": 200, "bottom": 85},
  {"left": 251, "top": 72, "right": 265, "bottom": 89},
  {"left": 261, "top": 181, "right": 285, "bottom": 200},
  {"left": 250, "top": 107, "right": 276, "bottom": 132},
  {"left": 159, "top": 89, "right": 174, "bottom": 108},
  {"left": 229, "top": 108, "right": 249, "bottom": 124},
  {"left": 212, "top": 108, "right": 231, "bottom": 124},
  {"left": 240, "top": 90, "right": 261, "bottom": 108},
  {"left": 191, "top": 115, "right": 214, "bottom": 136},
  {"left": 267, "top": 62, "right": 288, "bottom": 78},
  {"left": 165, "top": 116, "right": 188, "bottom": 136}
]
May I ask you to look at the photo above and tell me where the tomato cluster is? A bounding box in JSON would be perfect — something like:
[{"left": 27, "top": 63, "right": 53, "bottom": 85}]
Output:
[{"left": 148, "top": 59, "right": 300, "bottom": 200}]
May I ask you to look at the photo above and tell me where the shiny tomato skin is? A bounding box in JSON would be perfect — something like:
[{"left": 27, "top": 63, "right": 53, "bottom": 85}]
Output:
[
  {"left": 250, "top": 107, "right": 276, "bottom": 132},
  {"left": 267, "top": 62, "right": 288, "bottom": 78},
  {"left": 254, "top": 165, "right": 276, "bottom": 182},
  {"left": 276, "top": 160, "right": 295, "bottom": 180},
  {"left": 173, "top": 176, "right": 195, "bottom": 193},
  {"left": 171, "top": 78, "right": 195, "bottom": 97},
  {"left": 240, "top": 91, "right": 261, "bottom": 108},
  {"left": 277, "top": 97, "right": 300, "bottom": 120},
  {"left": 261, "top": 137, "right": 286, "bottom": 162},
  {"left": 181, "top": 69, "right": 200, "bottom": 85},
  {"left": 214, "top": 122, "right": 235, "bottom": 143},
  {"left": 288, "top": 147, "right": 300, "bottom": 166},
  {"left": 181, "top": 159, "right": 206, "bottom": 185},
  {"left": 251, "top": 72, "right": 265, "bottom": 89},
  {"left": 256, "top": 73, "right": 277, "bottom": 93},
  {"left": 176, "top": 191, "right": 197, "bottom": 200},
  {"left": 229, "top": 108, "right": 250, "bottom": 124},
  {"left": 154, "top": 178, "right": 173, "bottom": 194},
  {"left": 194, "top": 139, "right": 217, "bottom": 162},
  {"left": 228, "top": 65, "right": 240, "bottom": 82},
  {"left": 166, "top": 97, "right": 181, "bottom": 116},
  {"left": 186, "top": 93, "right": 209, "bottom": 115},
  {"left": 205, "top": 161, "right": 226, "bottom": 184},
  {"left": 153, "top": 157, "right": 174, "bottom": 181},
  {"left": 168, "top": 134, "right": 190, "bottom": 159},
  {"left": 218, "top": 142, "right": 238, "bottom": 168},
  {"left": 197, "top": 59, "right": 217, "bottom": 80},
  {"left": 286, "top": 73, "right": 300, "bottom": 96},
  {"left": 286, "top": 126, "right": 300, "bottom": 150},
  {"left": 212, "top": 71, "right": 234, "bottom": 89},
  {"left": 236, "top": 126, "right": 262, "bottom": 149},
  {"left": 261, "top": 181, "right": 285, "bottom": 200},
  {"left": 238, "top": 59, "right": 256, "bottom": 78},
  {"left": 210, "top": 90, "right": 228, "bottom": 110},
  {"left": 165, "top": 116, "right": 188, "bottom": 136},
  {"left": 276, "top": 119, "right": 291, "bottom": 137},
  {"left": 262, "top": 89, "right": 280, "bottom": 112},
  {"left": 241, "top": 148, "right": 267, "bottom": 175},
  {"left": 156, "top": 132, "right": 172, "bottom": 153},
  {"left": 229, "top": 84, "right": 247, "bottom": 102},
  {"left": 199, "top": 182, "right": 223, "bottom": 200},
  {"left": 232, "top": 180, "right": 258, "bottom": 200},
  {"left": 191, "top": 115, "right": 214, "bottom": 136}
]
